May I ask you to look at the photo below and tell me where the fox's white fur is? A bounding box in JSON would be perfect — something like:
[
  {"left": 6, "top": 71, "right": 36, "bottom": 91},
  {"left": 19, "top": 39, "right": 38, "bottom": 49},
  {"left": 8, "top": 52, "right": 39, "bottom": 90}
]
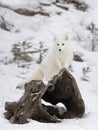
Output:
[{"left": 17, "top": 34, "right": 73, "bottom": 89}]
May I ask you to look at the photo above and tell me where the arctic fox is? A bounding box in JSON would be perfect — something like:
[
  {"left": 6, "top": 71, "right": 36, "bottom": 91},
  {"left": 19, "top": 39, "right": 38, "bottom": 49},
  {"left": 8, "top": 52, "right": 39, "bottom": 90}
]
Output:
[{"left": 17, "top": 34, "right": 73, "bottom": 89}]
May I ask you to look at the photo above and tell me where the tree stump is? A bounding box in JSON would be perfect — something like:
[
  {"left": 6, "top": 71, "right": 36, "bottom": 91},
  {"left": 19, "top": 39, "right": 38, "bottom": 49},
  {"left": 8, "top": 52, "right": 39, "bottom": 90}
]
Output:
[
  {"left": 42, "top": 68, "right": 85, "bottom": 119},
  {"left": 4, "top": 81, "right": 60, "bottom": 124},
  {"left": 4, "top": 68, "right": 85, "bottom": 124}
]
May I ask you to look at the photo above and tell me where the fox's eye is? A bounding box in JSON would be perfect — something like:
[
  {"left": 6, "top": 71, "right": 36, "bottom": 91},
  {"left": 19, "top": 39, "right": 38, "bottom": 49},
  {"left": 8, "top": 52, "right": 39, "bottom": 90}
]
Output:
[
  {"left": 62, "top": 43, "right": 64, "bottom": 46},
  {"left": 57, "top": 43, "right": 59, "bottom": 46}
]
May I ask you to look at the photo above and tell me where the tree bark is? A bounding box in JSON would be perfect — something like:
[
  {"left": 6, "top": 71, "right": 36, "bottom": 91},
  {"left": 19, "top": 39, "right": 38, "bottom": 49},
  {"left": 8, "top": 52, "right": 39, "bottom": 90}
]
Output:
[
  {"left": 4, "top": 68, "right": 85, "bottom": 124},
  {"left": 42, "top": 68, "right": 85, "bottom": 119},
  {"left": 4, "top": 81, "right": 60, "bottom": 124}
]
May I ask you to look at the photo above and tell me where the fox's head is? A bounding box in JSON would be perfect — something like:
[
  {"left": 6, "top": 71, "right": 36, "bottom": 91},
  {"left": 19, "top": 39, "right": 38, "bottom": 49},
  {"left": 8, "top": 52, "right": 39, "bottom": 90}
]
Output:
[{"left": 54, "top": 34, "right": 68, "bottom": 53}]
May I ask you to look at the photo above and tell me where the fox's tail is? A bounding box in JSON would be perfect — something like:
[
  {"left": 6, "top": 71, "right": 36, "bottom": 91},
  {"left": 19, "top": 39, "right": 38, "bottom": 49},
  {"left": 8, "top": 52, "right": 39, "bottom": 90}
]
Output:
[{"left": 17, "top": 65, "right": 44, "bottom": 89}]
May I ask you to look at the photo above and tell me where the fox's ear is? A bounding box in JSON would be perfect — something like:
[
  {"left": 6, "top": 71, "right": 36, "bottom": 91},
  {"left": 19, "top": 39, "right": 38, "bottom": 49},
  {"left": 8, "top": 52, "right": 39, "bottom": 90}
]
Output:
[{"left": 64, "top": 34, "right": 68, "bottom": 40}]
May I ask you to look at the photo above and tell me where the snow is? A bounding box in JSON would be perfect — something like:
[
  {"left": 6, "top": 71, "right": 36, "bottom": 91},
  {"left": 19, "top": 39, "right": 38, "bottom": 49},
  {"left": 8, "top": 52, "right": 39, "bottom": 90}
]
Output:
[
  {"left": 0, "top": 0, "right": 98, "bottom": 130},
  {"left": 0, "top": 0, "right": 40, "bottom": 10}
]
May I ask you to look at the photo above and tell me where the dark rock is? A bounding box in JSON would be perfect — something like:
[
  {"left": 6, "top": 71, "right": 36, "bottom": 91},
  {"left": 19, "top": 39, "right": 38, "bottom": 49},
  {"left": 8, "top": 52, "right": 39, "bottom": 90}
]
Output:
[{"left": 74, "top": 54, "right": 83, "bottom": 62}]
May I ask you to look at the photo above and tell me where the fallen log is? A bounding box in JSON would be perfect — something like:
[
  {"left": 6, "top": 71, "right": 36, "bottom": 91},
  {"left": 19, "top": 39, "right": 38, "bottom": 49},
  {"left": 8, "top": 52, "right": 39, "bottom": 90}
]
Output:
[
  {"left": 4, "top": 81, "right": 60, "bottom": 124},
  {"left": 14, "top": 9, "right": 50, "bottom": 16},
  {"left": 4, "top": 68, "right": 85, "bottom": 123}
]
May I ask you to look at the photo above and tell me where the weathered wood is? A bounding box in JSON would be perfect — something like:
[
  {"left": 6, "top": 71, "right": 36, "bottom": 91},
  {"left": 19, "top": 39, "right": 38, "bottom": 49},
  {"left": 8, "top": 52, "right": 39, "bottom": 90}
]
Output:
[
  {"left": 4, "top": 81, "right": 60, "bottom": 124},
  {"left": 14, "top": 9, "right": 50, "bottom": 16},
  {"left": 42, "top": 68, "right": 85, "bottom": 119},
  {"left": 4, "top": 68, "right": 85, "bottom": 124}
]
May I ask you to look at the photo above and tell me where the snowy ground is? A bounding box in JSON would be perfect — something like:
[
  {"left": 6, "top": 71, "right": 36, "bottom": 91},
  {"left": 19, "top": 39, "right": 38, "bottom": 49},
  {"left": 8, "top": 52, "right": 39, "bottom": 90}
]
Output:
[{"left": 0, "top": 0, "right": 98, "bottom": 130}]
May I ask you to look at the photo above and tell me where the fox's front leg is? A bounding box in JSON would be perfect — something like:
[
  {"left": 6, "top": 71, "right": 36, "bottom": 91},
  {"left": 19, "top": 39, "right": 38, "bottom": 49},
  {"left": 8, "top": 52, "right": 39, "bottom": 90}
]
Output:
[{"left": 56, "top": 60, "right": 63, "bottom": 70}]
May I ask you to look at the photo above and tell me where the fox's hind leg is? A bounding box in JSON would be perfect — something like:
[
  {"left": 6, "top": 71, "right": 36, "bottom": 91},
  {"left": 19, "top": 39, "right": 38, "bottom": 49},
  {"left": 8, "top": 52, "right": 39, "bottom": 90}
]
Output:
[{"left": 17, "top": 67, "right": 44, "bottom": 89}]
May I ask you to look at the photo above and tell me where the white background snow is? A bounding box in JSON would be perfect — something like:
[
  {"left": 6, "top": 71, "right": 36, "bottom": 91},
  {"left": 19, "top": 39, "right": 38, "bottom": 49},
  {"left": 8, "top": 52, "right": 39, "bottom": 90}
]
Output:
[{"left": 0, "top": 0, "right": 98, "bottom": 130}]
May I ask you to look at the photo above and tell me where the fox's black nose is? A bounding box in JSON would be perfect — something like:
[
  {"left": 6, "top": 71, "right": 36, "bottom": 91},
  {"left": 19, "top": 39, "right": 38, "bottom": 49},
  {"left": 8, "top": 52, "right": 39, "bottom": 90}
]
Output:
[{"left": 59, "top": 49, "right": 61, "bottom": 51}]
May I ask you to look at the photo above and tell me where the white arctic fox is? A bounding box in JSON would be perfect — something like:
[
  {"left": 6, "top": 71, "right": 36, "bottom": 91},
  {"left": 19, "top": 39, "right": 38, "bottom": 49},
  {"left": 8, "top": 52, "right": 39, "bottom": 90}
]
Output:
[{"left": 17, "top": 34, "right": 73, "bottom": 89}]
